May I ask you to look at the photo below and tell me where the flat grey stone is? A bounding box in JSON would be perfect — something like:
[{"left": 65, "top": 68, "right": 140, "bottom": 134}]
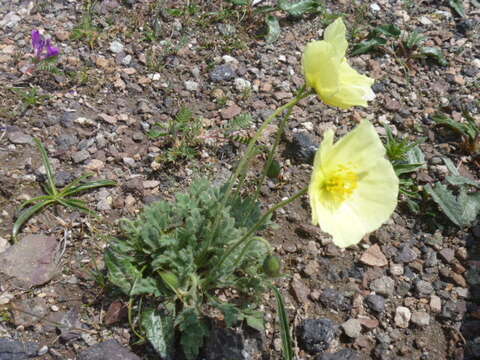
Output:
[{"left": 77, "top": 340, "right": 140, "bottom": 360}]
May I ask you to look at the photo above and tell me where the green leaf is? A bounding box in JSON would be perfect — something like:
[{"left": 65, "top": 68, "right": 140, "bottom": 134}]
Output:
[
  {"left": 141, "top": 308, "right": 175, "bottom": 359},
  {"left": 272, "top": 286, "right": 294, "bottom": 360},
  {"left": 351, "top": 37, "right": 387, "bottom": 56},
  {"left": 447, "top": 175, "right": 480, "bottom": 188},
  {"left": 131, "top": 277, "right": 162, "bottom": 296},
  {"left": 424, "top": 183, "right": 480, "bottom": 227},
  {"left": 449, "top": 0, "right": 466, "bottom": 17},
  {"left": 394, "top": 163, "right": 424, "bottom": 176},
  {"left": 265, "top": 15, "right": 281, "bottom": 43},
  {"left": 406, "top": 145, "right": 426, "bottom": 167},
  {"left": 278, "top": 0, "right": 322, "bottom": 17},
  {"left": 241, "top": 309, "right": 264, "bottom": 332},
  {"left": 177, "top": 308, "right": 209, "bottom": 360},
  {"left": 266, "top": 159, "right": 282, "bottom": 179},
  {"left": 104, "top": 249, "right": 142, "bottom": 295},
  {"left": 12, "top": 199, "right": 55, "bottom": 238},
  {"left": 213, "top": 302, "right": 241, "bottom": 328},
  {"left": 420, "top": 47, "right": 448, "bottom": 66},
  {"left": 18, "top": 195, "right": 54, "bottom": 210},
  {"left": 373, "top": 24, "right": 401, "bottom": 38},
  {"left": 61, "top": 179, "right": 116, "bottom": 197},
  {"left": 225, "top": 0, "right": 250, "bottom": 5},
  {"left": 34, "top": 138, "right": 58, "bottom": 196},
  {"left": 432, "top": 113, "right": 475, "bottom": 139}
]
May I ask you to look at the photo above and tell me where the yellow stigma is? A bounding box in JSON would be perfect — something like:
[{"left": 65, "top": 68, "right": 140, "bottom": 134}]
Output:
[{"left": 323, "top": 163, "right": 358, "bottom": 204}]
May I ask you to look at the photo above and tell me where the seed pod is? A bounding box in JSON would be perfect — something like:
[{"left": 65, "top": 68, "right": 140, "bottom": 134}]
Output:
[
  {"left": 263, "top": 254, "right": 282, "bottom": 277},
  {"left": 266, "top": 159, "right": 281, "bottom": 179}
]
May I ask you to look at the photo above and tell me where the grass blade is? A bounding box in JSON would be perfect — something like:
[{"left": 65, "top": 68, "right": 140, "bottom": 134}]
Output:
[
  {"left": 19, "top": 195, "right": 53, "bottom": 209},
  {"left": 61, "top": 179, "right": 116, "bottom": 197},
  {"left": 272, "top": 286, "right": 294, "bottom": 360},
  {"left": 12, "top": 199, "right": 54, "bottom": 238},
  {"left": 61, "top": 173, "right": 93, "bottom": 193},
  {"left": 57, "top": 198, "right": 97, "bottom": 215},
  {"left": 34, "top": 138, "right": 58, "bottom": 196}
]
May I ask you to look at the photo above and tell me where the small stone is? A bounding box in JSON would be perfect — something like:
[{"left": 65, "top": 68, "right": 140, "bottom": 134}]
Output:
[
  {"left": 439, "top": 248, "right": 455, "bottom": 263},
  {"left": 210, "top": 64, "right": 236, "bottom": 82},
  {"left": 315, "top": 349, "right": 361, "bottom": 360},
  {"left": 415, "top": 279, "right": 434, "bottom": 297},
  {"left": 220, "top": 104, "right": 242, "bottom": 120},
  {"left": 97, "top": 113, "right": 117, "bottom": 124},
  {"left": 385, "top": 99, "right": 401, "bottom": 111},
  {"left": 365, "top": 294, "right": 385, "bottom": 313},
  {"left": 110, "top": 40, "right": 124, "bottom": 53},
  {"left": 121, "top": 54, "right": 132, "bottom": 66},
  {"left": 7, "top": 131, "right": 34, "bottom": 145},
  {"left": 123, "top": 157, "right": 135, "bottom": 167},
  {"left": 297, "top": 318, "right": 338, "bottom": 354},
  {"left": 342, "top": 319, "right": 362, "bottom": 338},
  {"left": 430, "top": 295, "right": 441, "bottom": 313},
  {"left": 394, "top": 306, "right": 411, "bottom": 328},
  {"left": 0, "top": 338, "right": 38, "bottom": 359},
  {"left": 370, "top": 276, "right": 395, "bottom": 297},
  {"left": 143, "top": 180, "right": 160, "bottom": 189},
  {"left": 291, "top": 276, "right": 310, "bottom": 304},
  {"left": 72, "top": 150, "right": 90, "bottom": 163},
  {"left": 0, "top": 11, "right": 21, "bottom": 28},
  {"left": 96, "top": 197, "right": 112, "bottom": 211},
  {"left": 411, "top": 311, "right": 430, "bottom": 327},
  {"left": 450, "top": 272, "right": 467, "bottom": 287},
  {"left": 395, "top": 246, "right": 418, "bottom": 263},
  {"left": 85, "top": 159, "right": 105, "bottom": 171},
  {"left": 319, "top": 288, "right": 350, "bottom": 311},
  {"left": 234, "top": 78, "right": 251, "bottom": 92},
  {"left": 390, "top": 263, "right": 404, "bottom": 276},
  {"left": 184, "top": 80, "right": 200, "bottom": 91},
  {"left": 304, "top": 261, "right": 319, "bottom": 278},
  {"left": 38, "top": 345, "right": 49, "bottom": 356},
  {"left": 360, "top": 244, "right": 388, "bottom": 267}
]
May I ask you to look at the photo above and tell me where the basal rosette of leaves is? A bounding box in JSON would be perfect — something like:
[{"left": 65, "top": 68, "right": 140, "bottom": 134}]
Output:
[{"left": 105, "top": 180, "right": 272, "bottom": 360}]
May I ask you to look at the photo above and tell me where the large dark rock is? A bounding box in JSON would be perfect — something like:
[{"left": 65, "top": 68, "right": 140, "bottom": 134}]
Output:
[
  {"left": 210, "top": 64, "right": 236, "bottom": 82},
  {"left": 287, "top": 132, "right": 318, "bottom": 165},
  {"left": 296, "top": 318, "right": 338, "bottom": 355},
  {"left": 201, "top": 326, "right": 262, "bottom": 360},
  {"left": 77, "top": 340, "right": 140, "bottom": 360},
  {"left": 0, "top": 338, "right": 38, "bottom": 360}
]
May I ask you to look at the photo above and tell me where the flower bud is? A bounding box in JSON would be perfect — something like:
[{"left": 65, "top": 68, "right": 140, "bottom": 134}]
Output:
[{"left": 263, "top": 254, "right": 282, "bottom": 277}]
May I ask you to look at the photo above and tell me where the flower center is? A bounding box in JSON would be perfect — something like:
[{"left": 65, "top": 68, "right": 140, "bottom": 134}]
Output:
[{"left": 323, "top": 163, "right": 358, "bottom": 204}]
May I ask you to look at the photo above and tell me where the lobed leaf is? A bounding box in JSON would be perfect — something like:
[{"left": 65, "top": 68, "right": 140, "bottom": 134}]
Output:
[
  {"left": 278, "top": 0, "right": 322, "bottom": 17},
  {"left": 141, "top": 308, "right": 175, "bottom": 359},
  {"left": 265, "top": 15, "right": 281, "bottom": 43},
  {"left": 351, "top": 37, "right": 387, "bottom": 56},
  {"left": 420, "top": 46, "right": 448, "bottom": 66}
]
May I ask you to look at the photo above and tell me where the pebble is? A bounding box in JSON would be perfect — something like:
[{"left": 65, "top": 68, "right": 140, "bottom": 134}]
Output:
[
  {"left": 439, "top": 248, "right": 455, "bottom": 263},
  {"left": 297, "top": 318, "right": 338, "bottom": 354},
  {"left": 365, "top": 294, "right": 385, "bottom": 313},
  {"left": 411, "top": 311, "right": 430, "bottom": 327},
  {"left": 210, "top": 64, "right": 236, "bottom": 82},
  {"left": 319, "top": 288, "right": 350, "bottom": 311},
  {"left": 342, "top": 319, "right": 362, "bottom": 338},
  {"left": 220, "top": 104, "right": 242, "bottom": 120},
  {"left": 109, "top": 40, "right": 124, "bottom": 53},
  {"left": 394, "top": 306, "right": 411, "bottom": 328},
  {"left": 415, "top": 279, "right": 434, "bottom": 297},
  {"left": 0, "top": 11, "right": 21, "bottom": 28},
  {"left": 290, "top": 132, "right": 318, "bottom": 165},
  {"left": 360, "top": 244, "right": 388, "bottom": 267},
  {"left": 234, "top": 78, "right": 251, "bottom": 92},
  {"left": 123, "top": 157, "right": 135, "bottom": 167},
  {"left": 72, "top": 150, "right": 90, "bottom": 163},
  {"left": 430, "top": 295, "right": 442, "bottom": 313},
  {"left": 370, "top": 276, "right": 395, "bottom": 297},
  {"left": 184, "top": 80, "right": 200, "bottom": 91},
  {"left": 7, "top": 131, "right": 34, "bottom": 145},
  {"left": 85, "top": 159, "right": 105, "bottom": 171},
  {"left": 315, "top": 349, "right": 361, "bottom": 360},
  {"left": 395, "top": 246, "right": 418, "bottom": 263},
  {"left": 390, "top": 263, "right": 404, "bottom": 276}
]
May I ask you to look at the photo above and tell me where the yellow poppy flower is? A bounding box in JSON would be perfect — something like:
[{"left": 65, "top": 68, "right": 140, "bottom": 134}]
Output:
[
  {"left": 302, "top": 18, "right": 375, "bottom": 109},
  {"left": 308, "top": 120, "right": 399, "bottom": 248}
]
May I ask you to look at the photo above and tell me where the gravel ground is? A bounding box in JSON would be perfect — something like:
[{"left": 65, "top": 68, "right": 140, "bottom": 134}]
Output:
[{"left": 0, "top": 0, "right": 480, "bottom": 359}]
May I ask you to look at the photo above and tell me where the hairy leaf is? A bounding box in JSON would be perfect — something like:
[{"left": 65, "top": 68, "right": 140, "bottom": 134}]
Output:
[
  {"left": 373, "top": 24, "right": 401, "bottom": 38},
  {"left": 177, "top": 308, "right": 209, "bottom": 360},
  {"left": 351, "top": 37, "right": 387, "bottom": 56},
  {"left": 104, "top": 249, "right": 142, "bottom": 295},
  {"left": 449, "top": 0, "right": 466, "bottom": 17},
  {"left": 278, "top": 0, "right": 322, "bottom": 17},
  {"left": 265, "top": 15, "right": 281, "bottom": 43},
  {"left": 424, "top": 183, "right": 480, "bottom": 227},
  {"left": 142, "top": 308, "right": 175, "bottom": 359},
  {"left": 420, "top": 47, "right": 448, "bottom": 66}
]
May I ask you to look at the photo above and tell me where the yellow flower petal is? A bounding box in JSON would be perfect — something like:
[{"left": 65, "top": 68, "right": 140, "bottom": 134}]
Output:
[
  {"left": 323, "top": 17, "right": 348, "bottom": 60},
  {"left": 308, "top": 120, "right": 399, "bottom": 248},
  {"left": 302, "top": 18, "right": 375, "bottom": 109}
]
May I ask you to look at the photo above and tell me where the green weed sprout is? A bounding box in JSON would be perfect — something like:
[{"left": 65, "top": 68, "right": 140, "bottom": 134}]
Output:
[
  {"left": 13, "top": 139, "right": 116, "bottom": 239},
  {"left": 432, "top": 112, "right": 480, "bottom": 154}
]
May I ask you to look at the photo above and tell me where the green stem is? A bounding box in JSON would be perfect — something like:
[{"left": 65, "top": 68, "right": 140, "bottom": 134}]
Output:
[
  {"left": 199, "top": 90, "right": 309, "bottom": 264},
  {"left": 208, "top": 186, "right": 308, "bottom": 285}
]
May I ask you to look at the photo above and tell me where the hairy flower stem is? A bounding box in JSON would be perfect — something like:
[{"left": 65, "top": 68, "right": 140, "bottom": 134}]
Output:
[
  {"left": 254, "top": 86, "right": 310, "bottom": 198},
  {"left": 198, "top": 90, "right": 309, "bottom": 265},
  {"left": 206, "top": 186, "right": 308, "bottom": 286}
]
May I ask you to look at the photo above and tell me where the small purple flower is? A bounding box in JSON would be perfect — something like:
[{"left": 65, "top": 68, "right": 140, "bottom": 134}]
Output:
[{"left": 31, "top": 29, "right": 59, "bottom": 61}]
